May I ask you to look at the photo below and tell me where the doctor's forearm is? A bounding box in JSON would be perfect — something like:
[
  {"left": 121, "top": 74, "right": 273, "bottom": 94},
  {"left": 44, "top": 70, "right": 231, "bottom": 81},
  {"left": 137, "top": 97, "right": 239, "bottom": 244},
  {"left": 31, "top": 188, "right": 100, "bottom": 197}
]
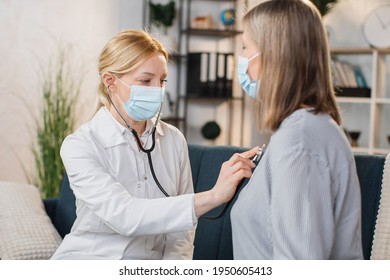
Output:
[{"left": 194, "top": 190, "right": 219, "bottom": 217}]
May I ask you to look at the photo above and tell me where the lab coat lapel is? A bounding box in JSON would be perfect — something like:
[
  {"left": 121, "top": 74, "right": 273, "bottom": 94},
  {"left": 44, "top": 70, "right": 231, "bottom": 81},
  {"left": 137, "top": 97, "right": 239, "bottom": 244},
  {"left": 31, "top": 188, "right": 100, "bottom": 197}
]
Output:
[{"left": 89, "top": 107, "right": 127, "bottom": 148}]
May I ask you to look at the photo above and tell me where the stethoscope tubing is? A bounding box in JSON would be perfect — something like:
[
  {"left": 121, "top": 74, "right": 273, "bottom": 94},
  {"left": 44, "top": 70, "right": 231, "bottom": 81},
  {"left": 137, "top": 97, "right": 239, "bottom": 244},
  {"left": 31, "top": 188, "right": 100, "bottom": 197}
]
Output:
[{"left": 107, "top": 88, "right": 170, "bottom": 197}]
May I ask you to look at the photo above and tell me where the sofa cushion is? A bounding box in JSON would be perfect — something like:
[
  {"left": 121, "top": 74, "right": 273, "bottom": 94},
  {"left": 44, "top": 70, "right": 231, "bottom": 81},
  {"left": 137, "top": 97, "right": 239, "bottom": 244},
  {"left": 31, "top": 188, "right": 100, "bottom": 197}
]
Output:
[
  {"left": 188, "top": 144, "right": 246, "bottom": 260},
  {"left": 0, "top": 181, "right": 62, "bottom": 259},
  {"left": 53, "top": 173, "right": 76, "bottom": 238},
  {"left": 371, "top": 153, "right": 390, "bottom": 259}
]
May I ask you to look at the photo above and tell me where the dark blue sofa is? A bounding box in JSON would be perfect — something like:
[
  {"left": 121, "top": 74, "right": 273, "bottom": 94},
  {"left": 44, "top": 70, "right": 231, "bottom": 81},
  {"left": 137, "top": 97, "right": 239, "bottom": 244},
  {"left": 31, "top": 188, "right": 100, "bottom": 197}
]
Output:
[{"left": 44, "top": 144, "right": 386, "bottom": 260}]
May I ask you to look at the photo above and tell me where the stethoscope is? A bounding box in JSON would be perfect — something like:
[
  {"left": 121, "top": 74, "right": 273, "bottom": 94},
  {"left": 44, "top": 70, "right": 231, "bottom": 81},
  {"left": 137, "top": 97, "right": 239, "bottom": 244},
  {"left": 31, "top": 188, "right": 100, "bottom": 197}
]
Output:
[
  {"left": 106, "top": 85, "right": 266, "bottom": 220},
  {"left": 106, "top": 85, "right": 170, "bottom": 197}
]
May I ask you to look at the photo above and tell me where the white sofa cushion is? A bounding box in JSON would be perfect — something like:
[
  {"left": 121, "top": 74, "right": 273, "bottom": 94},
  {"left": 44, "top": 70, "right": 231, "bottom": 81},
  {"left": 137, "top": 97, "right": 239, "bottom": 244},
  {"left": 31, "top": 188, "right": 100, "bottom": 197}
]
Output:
[
  {"left": 371, "top": 153, "right": 390, "bottom": 259},
  {"left": 0, "top": 181, "right": 62, "bottom": 259}
]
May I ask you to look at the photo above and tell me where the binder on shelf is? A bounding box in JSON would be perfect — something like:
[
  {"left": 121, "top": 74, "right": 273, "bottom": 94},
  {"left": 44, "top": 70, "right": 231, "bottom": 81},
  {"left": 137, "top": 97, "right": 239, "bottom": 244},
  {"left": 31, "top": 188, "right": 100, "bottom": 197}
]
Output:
[
  {"left": 353, "top": 66, "right": 367, "bottom": 88},
  {"left": 208, "top": 52, "right": 217, "bottom": 97},
  {"left": 215, "top": 52, "right": 226, "bottom": 97},
  {"left": 186, "top": 52, "right": 234, "bottom": 98},
  {"left": 200, "top": 52, "right": 209, "bottom": 96},
  {"left": 225, "top": 53, "right": 234, "bottom": 98},
  {"left": 186, "top": 52, "right": 209, "bottom": 97}
]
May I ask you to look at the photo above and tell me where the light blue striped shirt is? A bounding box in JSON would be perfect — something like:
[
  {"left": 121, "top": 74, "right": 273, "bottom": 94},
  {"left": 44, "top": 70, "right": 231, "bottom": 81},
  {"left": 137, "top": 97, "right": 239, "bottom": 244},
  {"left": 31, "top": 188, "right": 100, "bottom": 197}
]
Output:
[{"left": 231, "top": 108, "right": 363, "bottom": 259}]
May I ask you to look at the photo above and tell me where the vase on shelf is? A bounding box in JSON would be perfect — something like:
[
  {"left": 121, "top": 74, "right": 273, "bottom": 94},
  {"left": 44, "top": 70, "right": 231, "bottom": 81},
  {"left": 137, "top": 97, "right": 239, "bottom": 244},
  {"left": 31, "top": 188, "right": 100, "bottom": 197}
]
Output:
[
  {"left": 387, "top": 135, "right": 390, "bottom": 146},
  {"left": 349, "top": 131, "right": 361, "bottom": 148}
]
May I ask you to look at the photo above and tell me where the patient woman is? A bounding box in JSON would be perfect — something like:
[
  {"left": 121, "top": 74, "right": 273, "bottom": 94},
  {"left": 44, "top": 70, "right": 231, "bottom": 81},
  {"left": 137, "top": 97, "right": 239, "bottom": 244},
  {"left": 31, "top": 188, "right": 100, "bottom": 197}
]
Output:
[
  {"left": 231, "top": 0, "right": 363, "bottom": 259},
  {"left": 51, "top": 29, "right": 257, "bottom": 260}
]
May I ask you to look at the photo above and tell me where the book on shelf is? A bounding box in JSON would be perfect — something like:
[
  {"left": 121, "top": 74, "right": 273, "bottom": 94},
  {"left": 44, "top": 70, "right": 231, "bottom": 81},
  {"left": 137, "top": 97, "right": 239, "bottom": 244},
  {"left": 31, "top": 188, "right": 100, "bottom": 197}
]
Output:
[
  {"left": 335, "top": 87, "right": 371, "bottom": 98},
  {"left": 331, "top": 58, "right": 370, "bottom": 97},
  {"left": 353, "top": 66, "right": 367, "bottom": 88},
  {"left": 186, "top": 52, "right": 234, "bottom": 98}
]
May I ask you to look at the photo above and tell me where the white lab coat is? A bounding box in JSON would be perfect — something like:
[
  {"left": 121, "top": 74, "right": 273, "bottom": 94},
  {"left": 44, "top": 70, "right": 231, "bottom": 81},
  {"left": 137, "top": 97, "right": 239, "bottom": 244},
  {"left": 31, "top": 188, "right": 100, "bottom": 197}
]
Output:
[{"left": 51, "top": 107, "right": 196, "bottom": 260}]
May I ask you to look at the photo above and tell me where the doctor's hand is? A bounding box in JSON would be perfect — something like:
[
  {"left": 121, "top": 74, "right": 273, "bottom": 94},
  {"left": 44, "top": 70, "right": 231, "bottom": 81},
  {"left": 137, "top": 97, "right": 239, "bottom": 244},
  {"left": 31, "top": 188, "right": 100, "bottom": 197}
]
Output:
[
  {"left": 212, "top": 147, "right": 258, "bottom": 204},
  {"left": 194, "top": 147, "right": 259, "bottom": 218}
]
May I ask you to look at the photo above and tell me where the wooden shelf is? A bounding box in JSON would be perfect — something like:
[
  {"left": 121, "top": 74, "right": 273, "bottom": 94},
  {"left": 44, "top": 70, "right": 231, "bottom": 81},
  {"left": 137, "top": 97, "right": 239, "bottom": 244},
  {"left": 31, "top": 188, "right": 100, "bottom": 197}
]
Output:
[
  {"left": 331, "top": 48, "right": 390, "bottom": 54},
  {"left": 336, "top": 97, "right": 371, "bottom": 104},
  {"left": 161, "top": 117, "right": 186, "bottom": 123},
  {"left": 192, "top": 0, "right": 237, "bottom": 2},
  {"left": 375, "top": 98, "right": 390, "bottom": 104},
  {"left": 373, "top": 148, "right": 390, "bottom": 155},
  {"left": 182, "top": 94, "right": 243, "bottom": 100},
  {"left": 183, "top": 28, "right": 242, "bottom": 37},
  {"left": 351, "top": 147, "right": 370, "bottom": 154}
]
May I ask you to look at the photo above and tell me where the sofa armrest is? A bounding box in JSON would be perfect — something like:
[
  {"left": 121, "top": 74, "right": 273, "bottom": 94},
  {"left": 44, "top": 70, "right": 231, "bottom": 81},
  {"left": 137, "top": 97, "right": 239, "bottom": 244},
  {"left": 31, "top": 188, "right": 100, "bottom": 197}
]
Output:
[{"left": 43, "top": 197, "right": 58, "bottom": 226}]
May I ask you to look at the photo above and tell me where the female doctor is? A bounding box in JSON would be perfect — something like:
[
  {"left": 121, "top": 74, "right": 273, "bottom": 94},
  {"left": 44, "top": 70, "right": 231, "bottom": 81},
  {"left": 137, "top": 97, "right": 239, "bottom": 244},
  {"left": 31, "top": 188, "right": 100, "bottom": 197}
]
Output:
[{"left": 51, "top": 30, "right": 257, "bottom": 260}]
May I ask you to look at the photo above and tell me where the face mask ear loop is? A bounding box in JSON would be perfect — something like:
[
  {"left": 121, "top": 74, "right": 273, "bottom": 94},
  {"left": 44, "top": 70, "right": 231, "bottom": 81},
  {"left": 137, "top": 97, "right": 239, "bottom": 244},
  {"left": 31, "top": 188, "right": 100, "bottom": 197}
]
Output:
[
  {"left": 153, "top": 96, "right": 164, "bottom": 128},
  {"left": 248, "top": 52, "right": 260, "bottom": 63},
  {"left": 106, "top": 85, "right": 137, "bottom": 135}
]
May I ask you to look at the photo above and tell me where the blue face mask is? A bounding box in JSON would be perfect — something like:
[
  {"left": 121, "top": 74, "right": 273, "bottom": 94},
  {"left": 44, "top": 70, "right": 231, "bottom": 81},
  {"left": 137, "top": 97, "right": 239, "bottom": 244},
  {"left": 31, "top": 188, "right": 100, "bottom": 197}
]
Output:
[
  {"left": 237, "top": 53, "right": 260, "bottom": 98},
  {"left": 116, "top": 78, "right": 164, "bottom": 121}
]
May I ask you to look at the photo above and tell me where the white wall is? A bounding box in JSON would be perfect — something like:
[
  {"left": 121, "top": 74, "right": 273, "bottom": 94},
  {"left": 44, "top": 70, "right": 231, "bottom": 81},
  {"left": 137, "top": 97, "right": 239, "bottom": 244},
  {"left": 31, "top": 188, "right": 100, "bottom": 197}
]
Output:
[{"left": 0, "top": 0, "right": 144, "bottom": 183}]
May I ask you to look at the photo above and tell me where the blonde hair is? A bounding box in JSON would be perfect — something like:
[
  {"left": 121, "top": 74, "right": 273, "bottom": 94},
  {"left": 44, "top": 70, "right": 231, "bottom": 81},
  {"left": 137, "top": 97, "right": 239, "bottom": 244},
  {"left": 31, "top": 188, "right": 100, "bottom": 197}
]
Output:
[
  {"left": 244, "top": 0, "right": 341, "bottom": 132},
  {"left": 95, "top": 29, "right": 168, "bottom": 114}
]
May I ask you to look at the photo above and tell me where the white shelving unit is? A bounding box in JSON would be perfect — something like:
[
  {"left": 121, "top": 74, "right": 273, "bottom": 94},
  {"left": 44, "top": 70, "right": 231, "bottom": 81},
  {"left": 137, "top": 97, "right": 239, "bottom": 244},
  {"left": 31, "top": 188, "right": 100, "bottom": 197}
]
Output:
[{"left": 331, "top": 48, "right": 390, "bottom": 155}]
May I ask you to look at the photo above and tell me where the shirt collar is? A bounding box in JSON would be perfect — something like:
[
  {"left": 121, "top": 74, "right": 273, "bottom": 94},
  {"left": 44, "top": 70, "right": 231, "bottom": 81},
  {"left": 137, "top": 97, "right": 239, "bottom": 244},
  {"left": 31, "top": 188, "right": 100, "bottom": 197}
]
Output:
[{"left": 90, "top": 107, "right": 164, "bottom": 148}]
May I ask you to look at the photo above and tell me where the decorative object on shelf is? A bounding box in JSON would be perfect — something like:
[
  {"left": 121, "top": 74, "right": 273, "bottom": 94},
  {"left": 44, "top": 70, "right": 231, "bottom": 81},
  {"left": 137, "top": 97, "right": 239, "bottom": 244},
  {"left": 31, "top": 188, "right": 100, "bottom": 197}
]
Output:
[
  {"left": 342, "top": 127, "right": 351, "bottom": 142},
  {"left": 387, "top": 135, "right": 390, "bottom": 146},
  {"left": 220, "top": 9, "right": 235, "bottom": 28},
  {"left": 363, "top": 5, "right": 390, "bottom": 48},
  {"left": 201, "top": 121, "right": 221, "bottom": 140},
  {"left": 191, "top": 15, "right": 214, "bottom": 29},
  {"left": 349, "top": 130, "right": 361, "bottom": 148},
  {"left": 310, "top": 0, "right": 338, "bottom": 16},
  {"left": 149, "top": 1, "right": 177, "bottom": 51}
]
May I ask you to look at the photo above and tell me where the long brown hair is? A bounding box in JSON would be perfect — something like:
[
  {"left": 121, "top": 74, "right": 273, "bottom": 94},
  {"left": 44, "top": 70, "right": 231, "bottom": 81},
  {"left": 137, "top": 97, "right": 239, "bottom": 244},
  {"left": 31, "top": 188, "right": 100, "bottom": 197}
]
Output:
[
  {"left": 244, "top": 0, "right": 341, "bottom": 132},
  {"left": 94, "top": 29, "right": 168, "bottom": 115}
]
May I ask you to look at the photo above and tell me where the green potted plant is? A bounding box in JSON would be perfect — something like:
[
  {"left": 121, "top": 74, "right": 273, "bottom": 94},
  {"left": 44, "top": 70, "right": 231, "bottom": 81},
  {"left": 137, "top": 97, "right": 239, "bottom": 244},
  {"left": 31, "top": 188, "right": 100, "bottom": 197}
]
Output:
[
  {"left": 311, "top": 0, "right": 338, "bottom": 16},
  {"left": 149, "top": 1, "right": 176, "bottom": 35},
  {"left": 30, "top": 48, "right": 81, "bottom": 198},
  {"left": 149, "top": 1, "right": 177, "bottom": 51}
]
